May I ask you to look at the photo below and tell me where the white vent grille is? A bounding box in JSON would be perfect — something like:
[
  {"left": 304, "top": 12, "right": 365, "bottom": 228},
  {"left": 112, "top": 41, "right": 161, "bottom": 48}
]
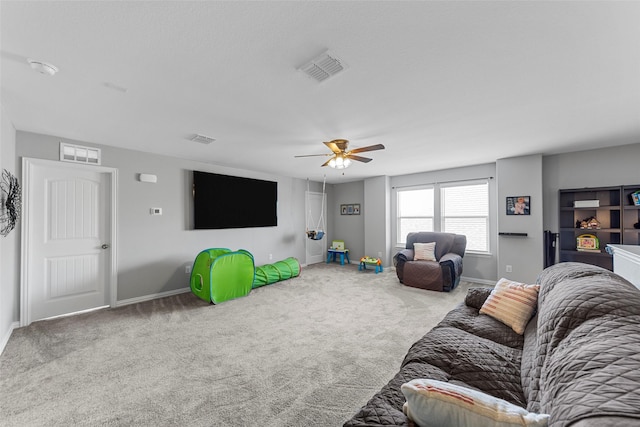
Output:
[
  {"left": 190, "top": 134, "right": 216, "bottom": 144},
  {"left": 60, "top": 143, "right": 101, "bottom": 165},
  {"left": 299, "top": 51, "right": 347, "bottom": 82}
]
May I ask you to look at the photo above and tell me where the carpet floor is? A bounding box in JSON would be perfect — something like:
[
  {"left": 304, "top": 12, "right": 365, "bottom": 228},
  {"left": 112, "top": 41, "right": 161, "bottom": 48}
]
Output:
[{"left": 0, "top": 263, "right": 484, "bottom": 426}]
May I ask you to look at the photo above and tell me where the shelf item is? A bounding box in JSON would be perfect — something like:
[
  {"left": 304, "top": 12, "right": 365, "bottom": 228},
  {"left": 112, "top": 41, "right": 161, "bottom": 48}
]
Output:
[
  {"left": 577, "top": 234, "right": 599, "bottom": 251},
  {"left": 574, "top": 200, "right": 600, "bottom": 208}
]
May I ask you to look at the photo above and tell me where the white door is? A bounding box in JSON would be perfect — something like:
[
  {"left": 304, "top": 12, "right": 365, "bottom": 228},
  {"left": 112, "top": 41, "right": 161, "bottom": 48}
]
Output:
[
  {"left": 21, "top": 158, "right": 117, "bottom": 325},
  {"left": 305, "top": 191, "right": 327, "bottom": 265}
]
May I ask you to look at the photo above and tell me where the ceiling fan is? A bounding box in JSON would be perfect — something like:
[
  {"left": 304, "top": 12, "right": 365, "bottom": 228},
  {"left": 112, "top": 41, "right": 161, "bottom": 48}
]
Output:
[{"left": 294, "top": 139, "right": 385, "bottom": 169}]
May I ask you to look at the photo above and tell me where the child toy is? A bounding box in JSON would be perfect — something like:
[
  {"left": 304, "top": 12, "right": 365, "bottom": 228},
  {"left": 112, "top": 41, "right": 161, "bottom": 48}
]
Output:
[{"left": 359, "top": 256, "right": 383, "bottom": 274}]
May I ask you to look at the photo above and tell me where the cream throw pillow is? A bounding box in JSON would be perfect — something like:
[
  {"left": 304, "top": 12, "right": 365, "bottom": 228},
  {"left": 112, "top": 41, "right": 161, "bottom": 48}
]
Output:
[
  {"left": 414, "top": 242, "right": 437, "bottom": 261},
  {"left": 401, "top": 379, "right": 549, "bottom": 427},
  {"left": 479, "top": 278, "right": 539, "bottom": 335}
]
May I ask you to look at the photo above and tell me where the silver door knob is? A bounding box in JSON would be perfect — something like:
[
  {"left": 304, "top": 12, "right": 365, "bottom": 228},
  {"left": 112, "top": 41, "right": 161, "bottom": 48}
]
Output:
[{"left": 101, "top": 244, "right": 110, "bottom": 249}]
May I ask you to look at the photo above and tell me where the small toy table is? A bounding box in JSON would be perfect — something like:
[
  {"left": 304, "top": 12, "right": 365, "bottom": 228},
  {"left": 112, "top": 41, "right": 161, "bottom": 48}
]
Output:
[
  {"left": 359, "top": 257, "right": 383, "bottom": 274},
  {"left": 327, "top": 249, "right": 350, "bottom": 266}
]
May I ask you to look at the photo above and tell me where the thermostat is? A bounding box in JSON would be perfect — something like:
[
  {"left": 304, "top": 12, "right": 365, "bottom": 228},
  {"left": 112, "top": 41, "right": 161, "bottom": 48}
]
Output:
[
  {"left": 150, "top": 207, "right": 162, "bottom": 215},
  {"left": 139, "top": 174, "right": 157, "bottom": 183}
]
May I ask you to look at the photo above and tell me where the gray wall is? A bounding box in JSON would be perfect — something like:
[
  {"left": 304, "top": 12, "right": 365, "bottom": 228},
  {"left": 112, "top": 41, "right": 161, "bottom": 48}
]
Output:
[
  {"left": 496, "top": 155, "right": 544, "bottom": 284},
  {"left": 1, "top": 106, "right": 19, "bottom": 351},
  {"left": 16, "top": 131, "right": 312, "bottom": 302},
  {"left": 329, "top": 180, "right": 365, "bottom": 261},
  {"left": 364, "top": 176, "right": 391, "bottom": 266}
]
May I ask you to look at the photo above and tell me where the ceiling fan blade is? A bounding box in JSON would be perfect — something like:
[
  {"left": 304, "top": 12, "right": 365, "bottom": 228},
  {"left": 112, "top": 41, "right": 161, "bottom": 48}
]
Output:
[
  {"left": 323, "top": 140, "right": 343, "bottom": 154},
  {"left": 348, "top": 143, "right": 385, "bottom": 155},
  {"left": 294, "top": 153, "right": 332, "bottom": 158},
  {"left": 321, "top": 158, "right": 333, "bottom": 167},
  {"left": 348, "top": 154, "right": 373, "bottom": 163}
]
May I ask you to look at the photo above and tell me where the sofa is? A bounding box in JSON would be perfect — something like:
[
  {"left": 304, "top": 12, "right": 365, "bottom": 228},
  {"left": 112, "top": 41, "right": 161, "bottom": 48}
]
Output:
[
  {"left": 343, "top": 262, "right": 640, "bottom": 427},
  {"left": 394, "top": 232, "right": 467, "bottom": 292}
]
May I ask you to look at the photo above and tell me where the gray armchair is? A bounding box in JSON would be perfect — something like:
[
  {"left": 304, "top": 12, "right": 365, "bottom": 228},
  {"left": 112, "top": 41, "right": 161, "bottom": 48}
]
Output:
[{"left": 393, "top": 232, "right": 466, "bottom": 292}]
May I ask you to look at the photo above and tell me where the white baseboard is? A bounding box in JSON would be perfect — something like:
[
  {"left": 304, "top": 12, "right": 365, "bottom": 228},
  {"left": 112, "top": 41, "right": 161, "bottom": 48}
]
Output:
[
  {"left": 461, "top": 276, "right": 496, "bottom": 286},
  {"left": 42, "top": 306, "right": 110, "bottom": 323},
  {"left": 116, "top": 287, "right": 191, "bottom": 307},
  {"left": 0, "top": 321, "right": 20, "bottom": 357}
]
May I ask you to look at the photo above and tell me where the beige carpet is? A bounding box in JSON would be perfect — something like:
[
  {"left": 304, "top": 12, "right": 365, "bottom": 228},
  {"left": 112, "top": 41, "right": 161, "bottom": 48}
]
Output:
[{"left": 0, "top": 263, "right": 484, "bottom": 426}]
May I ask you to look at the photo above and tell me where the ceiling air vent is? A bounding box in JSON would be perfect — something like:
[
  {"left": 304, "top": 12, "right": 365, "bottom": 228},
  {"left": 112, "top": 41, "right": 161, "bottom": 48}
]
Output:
[
  {"left": 190, "top": 134, "right": 216, "bottom": 144},
  {"left": 298, "top": 50, "right": 348, "bottom": 83}
]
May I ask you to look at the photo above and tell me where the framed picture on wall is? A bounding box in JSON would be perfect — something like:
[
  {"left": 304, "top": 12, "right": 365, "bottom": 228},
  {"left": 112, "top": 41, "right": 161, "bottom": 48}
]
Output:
[
  {"left": 506, "top": 196, "right": 530, "bottom": 215},
  {"left": 340, "top": 204, "right": 348, "bottom": 215},
  {"left": 353, "top": 204, "right": 360, "bottom": 215}
]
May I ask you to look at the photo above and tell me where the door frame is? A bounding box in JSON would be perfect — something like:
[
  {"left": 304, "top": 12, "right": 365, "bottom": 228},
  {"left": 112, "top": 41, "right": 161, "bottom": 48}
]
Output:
[{"left": 20, "top": 157, "right": 118, "bottom": 326}]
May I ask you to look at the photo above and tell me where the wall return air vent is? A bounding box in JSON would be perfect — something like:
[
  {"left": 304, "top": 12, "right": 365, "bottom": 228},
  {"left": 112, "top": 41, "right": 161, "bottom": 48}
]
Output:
[
  {"left": 298, "top": 50, "right": 348, "bottom": 83},
  {"left": 60, "top": 143, "right": 101, "bottom": 165}
]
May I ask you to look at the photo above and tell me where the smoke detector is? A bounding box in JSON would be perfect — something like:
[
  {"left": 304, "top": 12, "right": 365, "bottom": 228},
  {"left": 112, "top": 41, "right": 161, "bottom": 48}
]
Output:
[
  {"left": 27, "top": 58, "right": 58, "bottom": 76},
  {"left": 298, "top": 50, "right": 348, "bottom": 83}
]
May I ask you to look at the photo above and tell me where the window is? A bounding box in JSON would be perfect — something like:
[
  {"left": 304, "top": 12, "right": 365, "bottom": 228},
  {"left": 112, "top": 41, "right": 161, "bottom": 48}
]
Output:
[
  {"left": 396, "top": 180, "right": 490, "bottom": 252},
  {"left": 397, "top": 187, "right": 434, "bottom": 243},
  {"left": 441, "top": 181, "right": 489, "bottom": 252}
]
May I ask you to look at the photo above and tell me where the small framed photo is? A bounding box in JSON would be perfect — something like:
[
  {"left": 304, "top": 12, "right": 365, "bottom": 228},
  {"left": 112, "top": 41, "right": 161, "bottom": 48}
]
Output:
[
  {"left": 347, "top": 204, "right": 354, "bottom": 215},
  {"left": 340, "top": 204, "right": 347, "bottom": 215},
  {"left": 506, "top": 196, "right": 530, "bottom": 215},
  {"left": 353, "top": 204, "right": 360, "bottom": 215}
]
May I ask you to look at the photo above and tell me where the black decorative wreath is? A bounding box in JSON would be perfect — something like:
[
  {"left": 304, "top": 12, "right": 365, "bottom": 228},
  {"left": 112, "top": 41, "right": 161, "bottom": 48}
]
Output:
[{"left": 0, "top": 169, "right": 21, "bottom": 237}]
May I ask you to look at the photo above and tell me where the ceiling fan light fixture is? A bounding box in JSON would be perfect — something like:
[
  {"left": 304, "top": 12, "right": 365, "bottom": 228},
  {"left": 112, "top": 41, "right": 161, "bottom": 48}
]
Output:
[{"left": 329, "top": 154, "right": 351, "bottom": 169}]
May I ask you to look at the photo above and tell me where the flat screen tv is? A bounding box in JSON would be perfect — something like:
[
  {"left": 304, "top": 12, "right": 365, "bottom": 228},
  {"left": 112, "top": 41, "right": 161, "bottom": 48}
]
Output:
[{"left": 193, "top": 171, "right": 277, "bottom": 229}]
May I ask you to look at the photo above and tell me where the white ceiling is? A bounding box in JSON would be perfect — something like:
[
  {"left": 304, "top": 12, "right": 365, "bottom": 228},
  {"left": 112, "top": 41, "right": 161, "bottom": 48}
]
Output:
[{"left": 2, "top": 1, "right": 639, "bottom": 184}]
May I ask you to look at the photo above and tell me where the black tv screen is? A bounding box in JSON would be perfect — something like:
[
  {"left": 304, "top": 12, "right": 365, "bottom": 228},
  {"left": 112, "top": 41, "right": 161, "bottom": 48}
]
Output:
[{"left": 193, "top": 171, "right": 277, "bottom": 229}]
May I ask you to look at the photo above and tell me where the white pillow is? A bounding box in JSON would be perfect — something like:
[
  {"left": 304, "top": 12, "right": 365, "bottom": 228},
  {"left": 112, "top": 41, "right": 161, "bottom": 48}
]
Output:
[
  {"left": 479, "top": 278, "right": 539, "bottom": 335},
  {"left": 414, "top": 242, "right": 437, "bottom": 261},
  {"left": 401, "top": 379, "right": 549, "bottom": 427}
]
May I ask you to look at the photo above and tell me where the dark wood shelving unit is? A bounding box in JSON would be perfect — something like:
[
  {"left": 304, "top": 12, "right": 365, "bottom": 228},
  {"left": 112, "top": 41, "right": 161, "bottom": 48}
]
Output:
[
  {"left": 559, "top": 186, "right": 620, "bottom": 270},
  {"left": 559, "top": 185, "right": 640, "bottom": 270}
]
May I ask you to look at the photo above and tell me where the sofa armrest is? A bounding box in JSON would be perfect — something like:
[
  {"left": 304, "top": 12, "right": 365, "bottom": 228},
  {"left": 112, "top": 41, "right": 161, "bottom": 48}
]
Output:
[
  {"left": 464, "top": 287, "right": 493, "bottom": 310},
  {"left": 439, "top": 252, "right": 460, "bottom": 264},
  {"left": 393, "top": 249, "right": 415, "bottom": 283},
  {"left": 394, "top": 249, "right": 414, "bottom": 264},
  {"left": 439, "top": 252, "right": 463, "bottom": 292}
]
